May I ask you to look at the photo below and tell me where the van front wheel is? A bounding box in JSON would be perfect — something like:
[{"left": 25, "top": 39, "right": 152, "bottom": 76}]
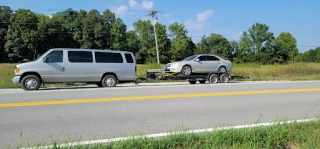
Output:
[
  {"left": 101, "top": 75, "right": 117, "bottom": 87},
  {"left": 21, "top": 75, "right": 41, "bottom": 91}
]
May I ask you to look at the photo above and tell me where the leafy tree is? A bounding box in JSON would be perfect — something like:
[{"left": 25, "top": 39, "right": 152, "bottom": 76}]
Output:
[
  {"left": 102, "top": 9, "right": 116, "bottom": 49},
  {"left": 239, "top": 23, "right": 275, "bottom": 64},
  {"left": 295, "top": 47, "right": 320, "bottom": 63},
  {"left": 196, "top": 33, "right": 232, "bottom": 60},
  {"left": 5, "top": 9, "right": 39, "bottom": 62},
  {"left": 0, "top": 6, "right": 12, "bottom": 62},
  {"left": 110, "top": 18, "right": 127, "bottom": 50},
  {"left": 126, "top": 30, "right": 140, "bottom": 54},
  {"left": 195, "top": 35, "right": 209, "bottom": 54},
  {"left": 133, "top": 19, "right": 169, "bottom": 64},
  {"left": 274, "top": 32, "right": 298, "bottom": 63},
  {"left": 168, "top": 22, "right": 194, "bottom": 61}
]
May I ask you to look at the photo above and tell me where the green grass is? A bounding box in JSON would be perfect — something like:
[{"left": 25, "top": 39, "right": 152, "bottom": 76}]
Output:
[
  {"left": 231, "top": 63, "right": 320, "bottom": 81},
  {"left": 22, "top": 119, "right": 320, "bottom": 149},
  {"left": 1, "top": 62, "right": 320, "bottom": 89}
]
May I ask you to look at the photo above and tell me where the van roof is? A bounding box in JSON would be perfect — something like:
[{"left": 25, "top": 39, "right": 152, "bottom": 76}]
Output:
[{"left": 50, "top": 48, "right": 133, "bottom": 53}]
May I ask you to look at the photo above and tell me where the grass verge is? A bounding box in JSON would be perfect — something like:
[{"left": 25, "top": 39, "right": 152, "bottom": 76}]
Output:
[
  {"left": 1, "top": 62, "right": 320, "bottom": 89},
  {"left": 22, "top": 119, "right": 320, "bottom": 149}
]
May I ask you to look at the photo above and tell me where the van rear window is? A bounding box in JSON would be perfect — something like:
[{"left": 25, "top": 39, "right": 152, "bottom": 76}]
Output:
[
  {"left": 95, "top": 52, "right": 123, "bottom": 63},
  {"left": 68, "top": 51, "right": 93, "bottom": 63},
  {"left": 125, "top": 53, "right": 134, "bottom": 63}
]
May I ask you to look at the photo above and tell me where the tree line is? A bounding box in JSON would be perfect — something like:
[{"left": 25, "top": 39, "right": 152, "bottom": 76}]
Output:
[{"left": 0, "top": 6, "right": 318, "bottom": 64}]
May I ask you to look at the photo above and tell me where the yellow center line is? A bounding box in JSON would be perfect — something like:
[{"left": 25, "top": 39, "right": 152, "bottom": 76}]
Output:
[{"left": 1, "top": 88, "right": 320, "bottom": 108}]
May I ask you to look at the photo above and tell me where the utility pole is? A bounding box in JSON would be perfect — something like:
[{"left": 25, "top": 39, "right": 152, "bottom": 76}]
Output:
[{"left": 148, "top": 10, "right": 160, "bottom": 64}]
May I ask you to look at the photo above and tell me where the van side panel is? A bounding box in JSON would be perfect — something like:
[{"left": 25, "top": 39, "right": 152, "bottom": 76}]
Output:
[
  {"left": 122, "top": 53, "right": 136, "bottom": 81},
  {"left": 93, "top": 51, "right": 135, "bottom": 81},
  {"left": 64, "top": 50, "right": 98, "bottom": 82}
]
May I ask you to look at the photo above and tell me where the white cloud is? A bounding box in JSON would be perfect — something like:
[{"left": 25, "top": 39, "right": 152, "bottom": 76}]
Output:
[
  {"left": 230, "top": 31, "right": 244, "bottom": 39},
  {"left": 184, "top": 19, "right": 208, "bottom": 30},
  {"left": 184, "top": 10, "right": 214, "bottom": 31},
  {"left": 197, "top": 10, "right": 213, "bottom": 22},
  {"left": 111, "top": 5, "right": 128, "bottom": 16},
  {"left": 128, "top": 0, "right": 154, "bottom": 10},
  {"left": 129, "top": 0, "right": 140, "bottom": 9},
  {"left": 141, "top": 0, "right": 154, "bottom": 10}
]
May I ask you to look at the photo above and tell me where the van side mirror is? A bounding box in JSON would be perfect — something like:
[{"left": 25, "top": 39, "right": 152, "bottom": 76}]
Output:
[
  {"left": 195, "top": 59, "right": 199, "bottom": 62},
  {"left": 43, "top": 57, "right": 48, "bottom": 63}
]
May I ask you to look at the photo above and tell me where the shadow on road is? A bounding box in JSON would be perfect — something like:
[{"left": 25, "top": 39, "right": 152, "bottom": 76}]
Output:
[{"left": 34, "top": 81, "right": 244, "bottom": 91}]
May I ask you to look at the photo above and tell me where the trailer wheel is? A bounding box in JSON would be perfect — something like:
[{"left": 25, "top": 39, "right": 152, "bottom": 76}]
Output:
[
  {"left": 199, "top": 80, "right": 206, "bottom": 84},
  {"left": 189, "top": 81, "right": 197, "bottom": 84},
  {"left": 209, "top": 74, "right": 219, "bottom": 84},
  {"left": 220, "top": 73, "right": 230, "bottom": 83}
]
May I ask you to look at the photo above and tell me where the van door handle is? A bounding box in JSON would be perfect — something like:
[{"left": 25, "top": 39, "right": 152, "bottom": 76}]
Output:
[{"left": 62, "top": 67, "right": 65, "bottom": 71}]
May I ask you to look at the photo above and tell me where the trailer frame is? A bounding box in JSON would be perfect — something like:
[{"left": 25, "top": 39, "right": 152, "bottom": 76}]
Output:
[{"left": 143, "top": 69, "right": 250, "bottom": 84}]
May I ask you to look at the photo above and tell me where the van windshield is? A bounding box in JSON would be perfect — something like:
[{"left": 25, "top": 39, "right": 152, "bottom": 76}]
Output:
[{"left": 34, "top": 50, "right": 50, "bottom": 61}]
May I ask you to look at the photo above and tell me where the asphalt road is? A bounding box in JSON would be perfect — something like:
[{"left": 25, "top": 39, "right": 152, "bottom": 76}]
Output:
[{"left": 0, "top": 81, "right": 320, "bottom": 148}]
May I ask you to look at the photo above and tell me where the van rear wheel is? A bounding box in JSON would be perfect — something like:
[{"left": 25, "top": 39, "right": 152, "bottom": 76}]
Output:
[{"left": 101, "top": 75, "right": 117, "bottom": 87}]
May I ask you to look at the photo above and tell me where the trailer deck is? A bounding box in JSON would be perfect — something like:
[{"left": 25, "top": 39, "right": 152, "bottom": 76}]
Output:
[{"left": 140, "top": 69, "right": 250, "bottom": 84}]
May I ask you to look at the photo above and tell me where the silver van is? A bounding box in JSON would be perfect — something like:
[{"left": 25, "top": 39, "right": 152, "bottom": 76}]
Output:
[{"left": 12, "top": 48, "right": 137, "bottom": 90}]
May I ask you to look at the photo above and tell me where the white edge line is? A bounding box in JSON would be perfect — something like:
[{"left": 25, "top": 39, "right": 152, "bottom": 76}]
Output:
[{"left": 20, "top": 118, "right": 319, "bottom": 149}]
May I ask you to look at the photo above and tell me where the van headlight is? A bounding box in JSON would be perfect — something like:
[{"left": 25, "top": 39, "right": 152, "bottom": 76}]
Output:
[{"left": 14, "top": 67, "right": 20, "bottom": 74}]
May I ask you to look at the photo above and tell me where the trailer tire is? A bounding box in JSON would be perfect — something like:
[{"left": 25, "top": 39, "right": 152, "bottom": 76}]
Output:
[
  {"left": 189, "top": 81, "right": 197, "bottom": 84},
  {"left": 209, "top": 74, "right": 219, "bottom": 84},
  {"left": 199, "top": 80, "right": 206, "bottom": 84},
  {"left": 220, "top": 73, "right": 230, "bottom": 83}
]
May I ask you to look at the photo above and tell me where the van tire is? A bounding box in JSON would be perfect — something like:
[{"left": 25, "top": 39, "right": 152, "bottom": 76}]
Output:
[
  {"left": 101, "top": 75, "right": 117, "bottom": 87},
  {"left": 96, "top": 82, "right": 103, "bottom": 87},
  {"left": 21, "top": 75, "right": 41, "bottom": 91}
]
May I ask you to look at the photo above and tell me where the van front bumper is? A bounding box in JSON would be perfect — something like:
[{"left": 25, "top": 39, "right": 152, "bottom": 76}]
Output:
[{"left": 12, "top": 76, "right": 21, "bottom": 84}]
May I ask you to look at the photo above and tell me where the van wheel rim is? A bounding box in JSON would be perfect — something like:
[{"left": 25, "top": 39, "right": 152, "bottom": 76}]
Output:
[
  {"left": 25, "top": 78, "right": 37, "bottom": 89},
  {"left": 105, "top": 77, "right": 115, "bottom": 86}
]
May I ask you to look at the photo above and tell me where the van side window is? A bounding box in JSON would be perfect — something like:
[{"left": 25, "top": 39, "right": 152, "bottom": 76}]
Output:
[
  {"left": 46, "top": 51, "right": 63, "bottom": 63},
  {"left": 68, "top": 51, "right": 93, "bottom": 63},
  {"left": 125, "top": 53, "right": 134, "bottom": 63},
  {"left": 95, "top": 52, "right": 123, "bottom": 63}
]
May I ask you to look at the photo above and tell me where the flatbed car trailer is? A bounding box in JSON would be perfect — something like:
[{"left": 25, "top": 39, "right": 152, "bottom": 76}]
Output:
[{"left": 139, "top": 69, "right": 250, "bottom": 84}]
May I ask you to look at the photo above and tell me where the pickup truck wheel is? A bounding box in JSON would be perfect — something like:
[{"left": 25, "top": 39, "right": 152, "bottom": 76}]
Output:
[
  {"left": 101, "top": 75, "right": 117, "bottom": 87},
  {"left": 21, "top": 75, "right": 41, "bottom": 91}
]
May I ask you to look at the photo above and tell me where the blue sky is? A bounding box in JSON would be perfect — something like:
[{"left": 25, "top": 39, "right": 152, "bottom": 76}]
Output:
[{"left": 2, "top": 0, "right": 319, "bottom": 52}]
